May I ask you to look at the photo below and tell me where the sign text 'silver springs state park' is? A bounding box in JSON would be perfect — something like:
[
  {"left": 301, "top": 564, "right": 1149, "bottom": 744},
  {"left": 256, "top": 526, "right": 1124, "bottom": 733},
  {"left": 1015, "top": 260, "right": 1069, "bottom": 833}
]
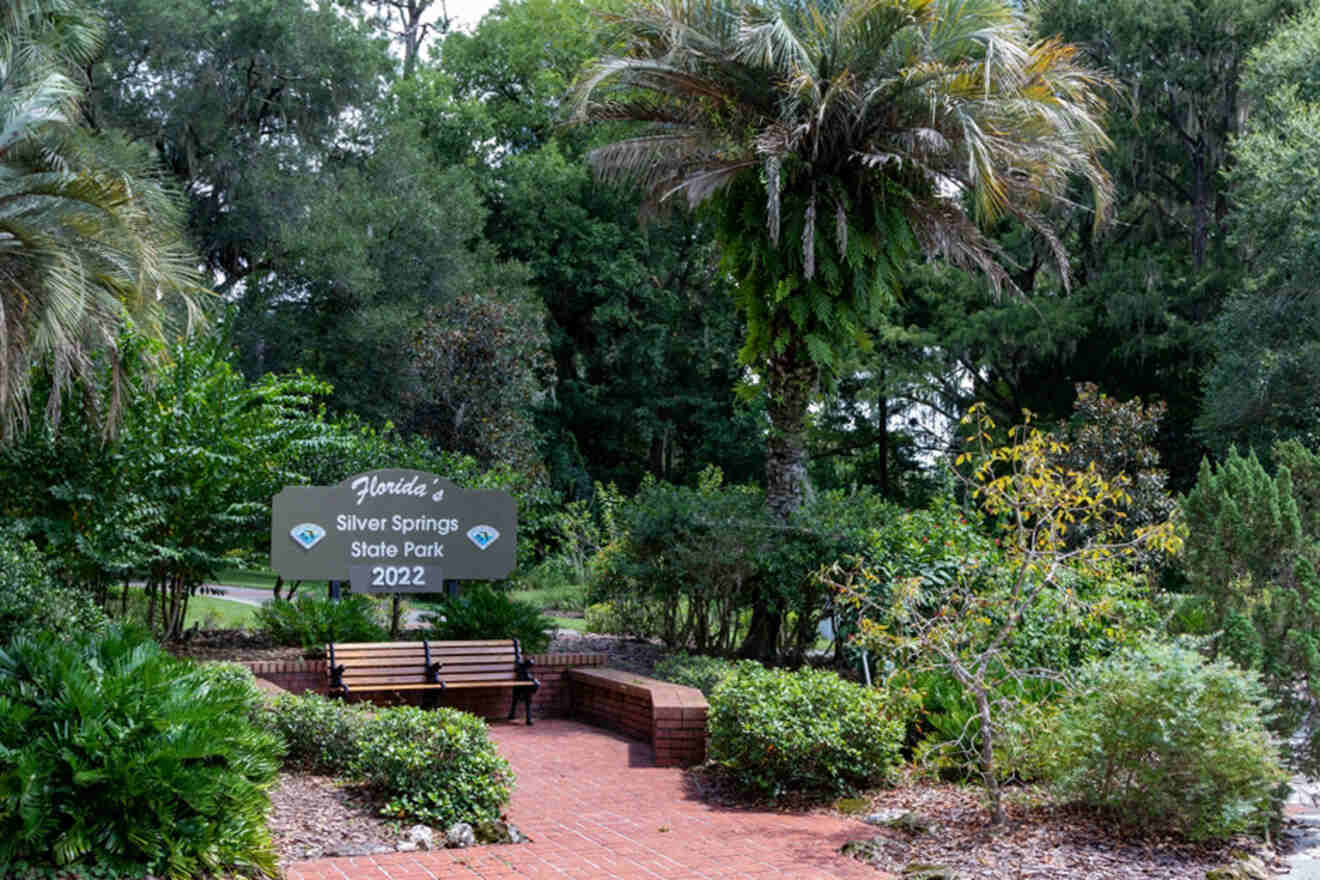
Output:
[{"left": 270, "top": 469, "right": 517, "bottom": 593}]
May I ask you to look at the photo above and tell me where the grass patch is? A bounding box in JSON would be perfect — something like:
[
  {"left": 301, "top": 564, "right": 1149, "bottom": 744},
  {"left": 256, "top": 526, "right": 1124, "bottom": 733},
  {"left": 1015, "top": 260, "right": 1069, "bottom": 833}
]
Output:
[
  {"left": 551, "top": 616, "right": 586, "bottom": 633},
  {"left": 509, "top": 583, "right": 588, "bottom": 612},
  {"left": 106, "top": 587, "right": 259, "bottom": 629},
  {"left": 214, "top": 566, "right": 329, "bottom": 595},
  {"left": 187, "top": 594, "right": 261, "bottom": 628}
]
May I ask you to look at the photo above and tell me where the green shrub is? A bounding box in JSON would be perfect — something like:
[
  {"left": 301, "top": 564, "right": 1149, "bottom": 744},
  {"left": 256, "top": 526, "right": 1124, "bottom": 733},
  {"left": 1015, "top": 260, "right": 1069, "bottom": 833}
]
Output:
[
  {"left": 255, "top": 594, "right": 387, "bottom": 655},
  {"left": 904, "top": 670, "right": 1060, "bottom": 784},
  {"left": 262, "top": 691, "right": 368, "bottom": 773},
  {"left": 350, "top": 705, "right": 513, "bottom": 826},
  {"left": 591, "top": 478, "right": 899, "bottom": 659},
  {"left": 423, "top": 585, "right": 552, "bottom": 653},
  {"left": 0, "top": 624, "right": 281, "bottom": 876},
  {"left": 195, "top": 660, "right": 265, "bottom": 718},
  {"left": 516, "top": 559, "right": 589, "bottom": 610},
  {"left": 0, "top": 538, "right": 108, "bottom": 645},
  {"left": 707, "top": 663, "right": 904, "bottom": 798},
  {"left": 1052, "top": 643, "right": 1285, "bottom": 840},
  {"left": 584, "top": 601, "right": 622, "bottom": 635},
  {"left": 654, "top": 652, "right": 739, "bottom": 696}
]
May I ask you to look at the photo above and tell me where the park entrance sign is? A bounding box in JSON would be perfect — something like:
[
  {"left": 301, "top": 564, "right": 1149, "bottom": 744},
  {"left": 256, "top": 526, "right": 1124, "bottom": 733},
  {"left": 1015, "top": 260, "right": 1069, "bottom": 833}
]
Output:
[{"left": 271, "top": 469, "right": 516, "bottom": 593}]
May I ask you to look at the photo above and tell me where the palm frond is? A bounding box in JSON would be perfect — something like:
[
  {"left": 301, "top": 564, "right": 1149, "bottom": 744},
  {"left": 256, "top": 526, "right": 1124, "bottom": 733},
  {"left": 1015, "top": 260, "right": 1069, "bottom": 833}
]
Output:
[{"left": 576, "top": 0, "right": 1113, "bottom": 340}]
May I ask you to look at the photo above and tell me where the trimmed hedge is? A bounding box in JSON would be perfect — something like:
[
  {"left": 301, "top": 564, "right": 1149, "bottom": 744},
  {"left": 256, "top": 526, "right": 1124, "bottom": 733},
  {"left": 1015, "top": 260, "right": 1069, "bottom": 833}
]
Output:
[
  {"left": 350, "top": 705, "right": 514, "bottom": 827},
  {"left": 708, "top": 663, "right": 904, "bottom": 798}
]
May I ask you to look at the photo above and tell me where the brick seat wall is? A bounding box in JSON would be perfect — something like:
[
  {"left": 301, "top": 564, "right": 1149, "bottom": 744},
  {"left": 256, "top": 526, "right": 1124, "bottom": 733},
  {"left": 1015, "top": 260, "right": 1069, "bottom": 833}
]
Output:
[
  {"left": 242, "top": 652, "right": 605, "bottom": 719},
  {"left": 240, "top": 653, "right": 708, "bottom": 767},
  {"left": 567, "top": 667, "right": 707, "bottom": 768}
]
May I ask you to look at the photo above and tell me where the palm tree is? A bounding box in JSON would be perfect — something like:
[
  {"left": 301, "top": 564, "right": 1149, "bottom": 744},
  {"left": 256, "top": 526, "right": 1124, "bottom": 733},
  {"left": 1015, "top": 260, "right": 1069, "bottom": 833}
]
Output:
[
  {"left": 0, "top": 0, "right": 203, "bottom": 439},
  {"left": 571, "top": 0, "right": 1114, "bottom": 523}
]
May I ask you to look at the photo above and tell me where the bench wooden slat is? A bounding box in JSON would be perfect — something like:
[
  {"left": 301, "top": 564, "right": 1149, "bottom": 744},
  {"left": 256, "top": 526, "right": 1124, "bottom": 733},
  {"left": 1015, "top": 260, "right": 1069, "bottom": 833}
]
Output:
[
  {"left": 330, "top": 645, "right": 519, "bottom": 656},
  {"left": 335, "top": 643, "right": 514, "bottom": 651},
  {"left": 326, "top": 638, "right": 540, "bottom": 719}
]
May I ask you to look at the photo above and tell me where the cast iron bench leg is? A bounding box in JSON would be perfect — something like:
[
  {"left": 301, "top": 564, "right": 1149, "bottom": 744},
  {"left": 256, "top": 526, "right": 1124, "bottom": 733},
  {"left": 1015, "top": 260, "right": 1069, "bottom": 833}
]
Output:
[
  {"left": 508, "top": 656, "right": 539, "bottom": 725},
  {"left": 507, "top": 687, "right": 535, "bottom": 725}
]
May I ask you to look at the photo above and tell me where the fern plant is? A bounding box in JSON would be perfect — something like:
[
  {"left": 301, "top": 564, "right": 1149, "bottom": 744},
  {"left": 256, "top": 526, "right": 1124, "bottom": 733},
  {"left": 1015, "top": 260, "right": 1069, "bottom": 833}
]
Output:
[{"left": 0, "top": 625, "right": 281, "bottom": 878}]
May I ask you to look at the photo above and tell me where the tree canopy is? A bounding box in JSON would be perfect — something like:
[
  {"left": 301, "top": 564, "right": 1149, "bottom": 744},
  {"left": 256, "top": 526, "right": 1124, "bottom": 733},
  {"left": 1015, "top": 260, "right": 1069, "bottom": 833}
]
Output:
[{"left": 571, "top": 0, "right": 1115, "bottom": 519}]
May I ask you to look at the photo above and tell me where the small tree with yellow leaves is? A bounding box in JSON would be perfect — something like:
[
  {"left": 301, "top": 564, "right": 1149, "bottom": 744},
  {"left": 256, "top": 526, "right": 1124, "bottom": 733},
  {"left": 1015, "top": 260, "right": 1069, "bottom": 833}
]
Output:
[{"left": 824, "top": 404, "right": 1183, "bottom": 824}]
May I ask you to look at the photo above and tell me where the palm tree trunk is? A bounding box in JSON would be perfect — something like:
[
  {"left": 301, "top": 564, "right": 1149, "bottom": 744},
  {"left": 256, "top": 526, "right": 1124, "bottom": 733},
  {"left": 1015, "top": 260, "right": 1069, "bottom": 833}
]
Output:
[
  {"left": 740, "top": 344, "right": 816, "bottom": 662},
  {"left": 765, "top": 343, "right": 816, "bottom": 522}
]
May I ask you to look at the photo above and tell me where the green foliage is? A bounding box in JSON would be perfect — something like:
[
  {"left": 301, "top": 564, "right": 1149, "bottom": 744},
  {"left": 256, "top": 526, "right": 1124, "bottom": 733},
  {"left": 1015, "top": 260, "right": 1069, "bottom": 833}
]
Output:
[
  {"left": 1180, "top": 443, "right": 1320, "bottom": 768},
  {"left": 583, "top": 601, "right": 627, "bottom": 636},
  {"left": 1050, "top": 384, "right": 1179, "bottom": 567},
  {"left": 423, "top": 586, "right": 552, "bottom": 653},
  {"left": 0, "top": 331, "right": 340, "bottom": 639},
  {"left": 405, "top": 0, "right": 764, "bottom": 495},
  {"left": 1029, "top": 0, "right": 1291, "bottom": 488},
  {"left": 511, "top": 562, "right": 590, "bottom": 612},
  {"left": 349, "top": 705, "right": 513, "bottom": 826},
  {"left": 829, "top": 405, "right": 1182, "bottom": 822},
  {"left": 0, "top": 537, "right": 107, "bottom": 645},
  {"left": 193, "top": 661, "right": 265, "bottom": 718},
  {"left": 0, "top": 0, "right": 203, "bottom": 439},
  {"left": 575, "top": 0, "right": 1113, "bottom": 518},
  {"left": 0, "top": 625, "right": 281, "bottom": 877},
  {"left": 262, "top": 691, "right": 368, "bottom": 774},
  {"left": 901, "top": 671, "right": 1060, "bottom": 785},
  {"left": 707, "top": 664, "right": 904, "bottom": 799},
  {"left": 653, "top": 653, "right": 740, "bottom": 697},
  {"left": 591, "top": 476, "right": 897, "bottom": 659},
  {"left": 255, "top": 595, "right": 388, "bottom": 655},
  {"left": 407, "top": 288, "right": 551, "bottom": 473},
  {"left": 1052, "top": 643, "right": 1285, "bottom": 840},
  {"left": 1198, "top": 3, "right": 1320, "bottom": 452}
]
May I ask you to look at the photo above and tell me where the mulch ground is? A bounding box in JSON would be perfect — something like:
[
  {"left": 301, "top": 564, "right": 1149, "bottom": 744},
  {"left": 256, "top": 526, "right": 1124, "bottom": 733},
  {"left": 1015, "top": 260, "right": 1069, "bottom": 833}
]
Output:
[
  {"left": 268, "top": 773, "right": 400, "bottom": 862},
  {"left": 837, "top": 780, "right": 1284, "bottom": 879}
]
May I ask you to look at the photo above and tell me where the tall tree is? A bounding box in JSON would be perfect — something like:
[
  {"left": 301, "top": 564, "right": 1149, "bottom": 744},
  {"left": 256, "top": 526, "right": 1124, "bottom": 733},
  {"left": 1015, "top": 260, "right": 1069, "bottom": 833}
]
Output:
[
  {"left": 90, "top": 0, "right": 530, "bottom": 429},
  {"left": 0, "top": 0, "right": 202, "bottom": 439},
  {"left": 353, "top": 0, "right": 449, "bottom": 78},
  {"left": 1196, "top": 4, "right": 1320, "bottom": 455},
  {"left": 89, "top": 0, "right": 392, "bottom": 296},
  {"left": 1031, "top": 0, "right": 1295, "bottom": 485},
  {"left": 571, "top": 0, "right": 1114, "bottom": 522},
  {"left": 407, "top": 0, "right": 765, "bottom": 493}
]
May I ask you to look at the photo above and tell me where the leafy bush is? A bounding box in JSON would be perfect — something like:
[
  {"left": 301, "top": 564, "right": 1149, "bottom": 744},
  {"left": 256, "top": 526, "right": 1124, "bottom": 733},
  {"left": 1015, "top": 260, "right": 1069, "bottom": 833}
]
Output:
[
  {"left": 1180, "top": 442, "right": 1320, "bottom": 768},
  {"left": 707, "top": 663, "right": 904, "bottom": 798},
  {"left": 902, "top": 670, "right": 1060, "bottom": 784},
  {"left": 423, "top": 585, "right": 552, "bottom": 653},
  {"left": 255, "top": 594, "right": 387, "bottom": 655},
  {"left": 350, "top": 705, "right": 513, "bottom": 826},
  {"left": 653, "top": 652, "right": 740, "bottom": 696},
  {"left": 1052, "top": 643, "right": 1285, "bottom": 840},
  {"left": 591, "top": 476, "right": 898, "bottom": 659},
  {"left": 510, "top": 578, "right": 589, "bottom": 612},
  {"left": 195, "top": 660, "right": 265, "bottom": 718},
  {"left": 262, "top": 691, "right": 368, "bottom": 773},
  {"left": 0, "top": 625, "right": 281, "bottom": 876},
  {"left": 583, "top": 600, "right": 654, "bottom": 637},
  {"left": 0, "top": 538, "right": 108, "bottom": 645}
]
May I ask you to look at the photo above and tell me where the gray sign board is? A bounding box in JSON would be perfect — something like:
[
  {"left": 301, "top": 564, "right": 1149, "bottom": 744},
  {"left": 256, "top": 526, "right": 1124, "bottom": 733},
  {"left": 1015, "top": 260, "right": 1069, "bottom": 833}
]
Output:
[{"left": 271, "top": 469, "right": 516, "bottom": 592}]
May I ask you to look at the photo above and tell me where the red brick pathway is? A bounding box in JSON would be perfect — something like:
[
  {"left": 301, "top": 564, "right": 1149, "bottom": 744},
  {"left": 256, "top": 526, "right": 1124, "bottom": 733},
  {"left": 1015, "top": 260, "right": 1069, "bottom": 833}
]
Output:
[{"left": 286, "top": 719, "right": 889, "bottom": 880}]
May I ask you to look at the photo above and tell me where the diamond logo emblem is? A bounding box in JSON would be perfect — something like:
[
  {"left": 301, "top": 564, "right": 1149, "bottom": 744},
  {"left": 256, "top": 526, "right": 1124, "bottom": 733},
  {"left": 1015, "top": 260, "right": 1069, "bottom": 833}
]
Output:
[
  {"left": 467, "top": 525, "right": 500, "bottom": 550},
  {"left": 290, "top": 522, "right": 326, "bottom": 551}
]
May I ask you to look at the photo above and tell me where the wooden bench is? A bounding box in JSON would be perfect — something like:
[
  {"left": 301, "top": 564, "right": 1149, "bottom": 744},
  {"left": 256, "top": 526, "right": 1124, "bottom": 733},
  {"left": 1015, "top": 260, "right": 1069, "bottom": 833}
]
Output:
[{"left": 326, "top": 639, "right": 541, "bottom": 723}]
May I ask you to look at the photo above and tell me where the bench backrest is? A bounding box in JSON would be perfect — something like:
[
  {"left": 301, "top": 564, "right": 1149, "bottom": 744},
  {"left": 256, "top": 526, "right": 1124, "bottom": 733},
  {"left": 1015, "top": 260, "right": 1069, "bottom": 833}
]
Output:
[{"left": 327, "top": 639, "right": 526, "bottom": 692}]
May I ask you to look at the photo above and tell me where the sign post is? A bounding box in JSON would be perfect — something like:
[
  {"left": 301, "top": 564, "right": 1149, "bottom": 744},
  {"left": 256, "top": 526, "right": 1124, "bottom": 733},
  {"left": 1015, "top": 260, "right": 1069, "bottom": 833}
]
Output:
[{"left": 271, "top": 469, "right": 516, "bottom": 592}]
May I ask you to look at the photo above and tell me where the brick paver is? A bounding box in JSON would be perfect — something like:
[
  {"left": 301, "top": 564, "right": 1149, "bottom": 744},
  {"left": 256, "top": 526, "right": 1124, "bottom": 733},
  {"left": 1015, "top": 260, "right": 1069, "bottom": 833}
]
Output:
[{"left": 286, "top": 719, "right": 889, "bottom": 880}]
